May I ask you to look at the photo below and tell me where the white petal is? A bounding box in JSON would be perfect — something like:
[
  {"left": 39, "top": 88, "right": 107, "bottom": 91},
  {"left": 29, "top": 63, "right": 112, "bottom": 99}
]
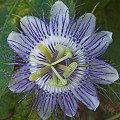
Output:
[
  {"left": 80, "top": 31, "right": 113, "bottom": 56},
  {"left": 58, "top": 92, "right": 78, "bottom": 117},
  {"left": 20, "top": 16, "right": 47, "bottom": 39},
  {"left": 71, "top": 83, "right": 99, "bottom": 111},
  {"left": 37, "top": 92, "right": 56, "bottom": 120},
  {"left": 88, "top": 60, "right": 119, "bottom": 84},
  {"left": 50, "top": 1, "right": 69, "bottom": 36},
  {"left": 8, "top": 66, "right": 35, "bottom": 93},
  {"left": 71, "top": 13, "right": 96, "bottom": 37},
  {"left": 7, "top": 31, "right": 33, "bottom": 56}
]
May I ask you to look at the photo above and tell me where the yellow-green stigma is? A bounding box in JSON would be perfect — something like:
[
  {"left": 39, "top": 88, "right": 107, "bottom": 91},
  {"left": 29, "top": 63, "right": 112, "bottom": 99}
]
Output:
[{"left": 29, "top": 44, "right": 77, "bottom": 88}]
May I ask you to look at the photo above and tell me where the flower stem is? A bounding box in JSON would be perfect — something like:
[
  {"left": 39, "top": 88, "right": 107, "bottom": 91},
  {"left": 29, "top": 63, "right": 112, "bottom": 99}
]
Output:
[
  {"left": 106, "top": 113, "right": 120, "bottom": 120},
  {"left": 71, "top": 117, "right": 73, "bottom": 120}
]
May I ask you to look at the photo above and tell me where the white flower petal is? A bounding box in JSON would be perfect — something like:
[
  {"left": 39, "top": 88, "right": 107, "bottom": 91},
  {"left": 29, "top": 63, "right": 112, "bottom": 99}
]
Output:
[
  {"left": 20, "top": 16, "right": 47, "bottom": 39},
  {"left": 88, "top": 60, "right": 119, "bottom": 84},
  {"left": 71, "top": 13, "right": 96, "bottom": 37},
  {"left": 7, "top": 31, "right": 34, "bottom": 56},
  {"left": 71, "top": 83, "right": 99, "bottom": 111},
  {"left": 8, "top": 66, "right": 35, "bottom": 93},
  {"left": 50, "top": 1, "right": 69, "bottom": 36},
  {"left": 37, "top": 92, "right": 56, "bottom": 120},
  {"left": 58, "top": 92, "right": 78, "bottom": 117},
  {"left": 80, "top": 31, "right": 113, "bottom": 56}
]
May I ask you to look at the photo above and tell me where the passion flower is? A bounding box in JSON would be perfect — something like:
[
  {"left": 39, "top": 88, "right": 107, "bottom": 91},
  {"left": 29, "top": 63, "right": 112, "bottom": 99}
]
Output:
[{"left": 6, "top": 1, "right": 119, "bottom": 120}]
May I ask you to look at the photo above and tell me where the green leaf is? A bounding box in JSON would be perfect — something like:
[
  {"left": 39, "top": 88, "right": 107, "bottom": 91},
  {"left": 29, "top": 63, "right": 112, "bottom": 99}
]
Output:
[
  {"left": 0, "top": 0, "right": 19, "bottom": 99},
  {"left": 0, "top": 90, "right": 35, "bottom": 120},
  {"left": 28, "top": 110, "right": 41, "bottom": 120},
  {"left": 98, "top": 0, "right": 120, "bottom": 103},
  {"left": 74, "top": 0, "right": 110, "bottom": 15},
  {"left": 75, "top": 0, "right": 120, "bottom": 103}
]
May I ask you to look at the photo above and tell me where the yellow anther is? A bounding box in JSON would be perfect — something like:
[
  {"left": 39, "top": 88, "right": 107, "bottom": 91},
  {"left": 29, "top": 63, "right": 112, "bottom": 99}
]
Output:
[
  {"left": 30, "top": 55, "right": 50, "bottom": 66},
  {"left": 55, "top": 44, "right": 73, "bottom": 57},
  {"left": 63, "top": 62, "right": 78, "bottom": 78},
  {"left": 52, "top": 44, "right": 73, "bottom": 66},
  {"left": 55, "top": 48, "right": 65, "bottom": 61},
  {"left": 37, "top": 43, "right": 53, "bottom": 62},
  {"left": 29, "top": 66, "right": 50, "bottom": 81},
  {"left": 52, "top": 71, "right": 58, "bottom": 85},
  {"left": 57, "top": 64, "right": 71, "bottom": 72},
  {"left": 47, "top": 79, "right": 69, "bottom": 88},
  {"left": 55, "top": 44, "right": 65, "bottom": 51},
  {"left": 52, "top": 52, "right": 73, "bottom": 65}
]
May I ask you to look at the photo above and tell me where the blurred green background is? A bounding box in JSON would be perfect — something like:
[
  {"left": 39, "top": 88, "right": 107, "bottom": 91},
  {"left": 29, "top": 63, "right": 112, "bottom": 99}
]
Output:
[{"left": 0, "top": 0, "right": 120, "bottom": 119}]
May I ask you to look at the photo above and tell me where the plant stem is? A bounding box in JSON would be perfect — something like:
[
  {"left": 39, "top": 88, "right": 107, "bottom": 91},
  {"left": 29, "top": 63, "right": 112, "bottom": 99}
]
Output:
[{"left": 106, "top": 113, "right": 120, "bottom": 120}]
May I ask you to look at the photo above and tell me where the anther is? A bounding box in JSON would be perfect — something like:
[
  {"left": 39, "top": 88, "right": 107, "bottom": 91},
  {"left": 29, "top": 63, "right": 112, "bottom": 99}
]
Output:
[
  {"left": 57, "top": 64, "right": 71, "bottom": 72},
  {"left": 29, "top": 66, "right": 51, "bottom": 81},
  {"left": 37, "top": 43, "right": 53, "bottom": 63},
  {"left": 63, "top": 62, "right": 78, "bottom": 78},
  {"left": 51, "top": 66, "right": 68, "bottom": 85},
  {"left": 52, "top": 44, "right": 73, "bottom": 65},
  {"left": 30, "top": 55, "right": 50, "bottom": 66}
]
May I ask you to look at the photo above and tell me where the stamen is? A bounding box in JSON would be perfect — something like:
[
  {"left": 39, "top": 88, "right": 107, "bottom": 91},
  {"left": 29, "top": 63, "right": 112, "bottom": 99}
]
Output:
[
  {"left": 55, "top": 44, "right": 65, "bottom": 60},
  {"left": 55, "top": 44, "right": 73, "bottom": 56},
  {"left": 30, "top": 55, "right": 50, "bottom": 66},
  {"left": 29, "top": 66, "right": 51, "bottom": 81},
  {"left": 47, "top": 79, "right": 69, "bottom": 88},
  {"left": 30, "top": 44, "right": 77, "bottom": 88},
  {"left": 63, "top": 62, "right": 78, "bottom": 78},
  {"left": 47, "top": 71, "right": 69, "bottom": 88},
  {"left": 51, "top": 66, "right": 68, "bottom": 85},
  {"left": 52, "top": 71, "right": 58, "bottom": 85},
  {"left": 52, "top": 44, "right": 73, "bottom": 65},
  {"left": 37, "top": 43, "right": 53, "bottom": 62},
  {"left": 52, "top": 52, "right": 73, "bottom": 65},
  {"left": 57, "top": 64, "right": 71, "bottom": 72}
]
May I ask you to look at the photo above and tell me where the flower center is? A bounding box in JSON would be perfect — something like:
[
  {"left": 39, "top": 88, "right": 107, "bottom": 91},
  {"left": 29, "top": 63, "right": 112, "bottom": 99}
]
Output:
[{"left": 29, "top": 43, "right": 77, "bottom": 88}]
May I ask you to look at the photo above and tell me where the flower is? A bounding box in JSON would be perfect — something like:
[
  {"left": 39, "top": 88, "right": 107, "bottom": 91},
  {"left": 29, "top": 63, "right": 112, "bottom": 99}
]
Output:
[{"left": 6, "top": 1, "right": 119, "bottom": 120}]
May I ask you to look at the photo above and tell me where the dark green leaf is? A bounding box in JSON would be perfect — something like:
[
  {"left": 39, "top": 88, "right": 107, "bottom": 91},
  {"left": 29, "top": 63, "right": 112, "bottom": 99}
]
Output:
[
  {"left": 99, "top": 0, "right": 120, "bottom": 103},
  {"left": 0, "top": 0, "right": 19, "bottom": 99}
]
